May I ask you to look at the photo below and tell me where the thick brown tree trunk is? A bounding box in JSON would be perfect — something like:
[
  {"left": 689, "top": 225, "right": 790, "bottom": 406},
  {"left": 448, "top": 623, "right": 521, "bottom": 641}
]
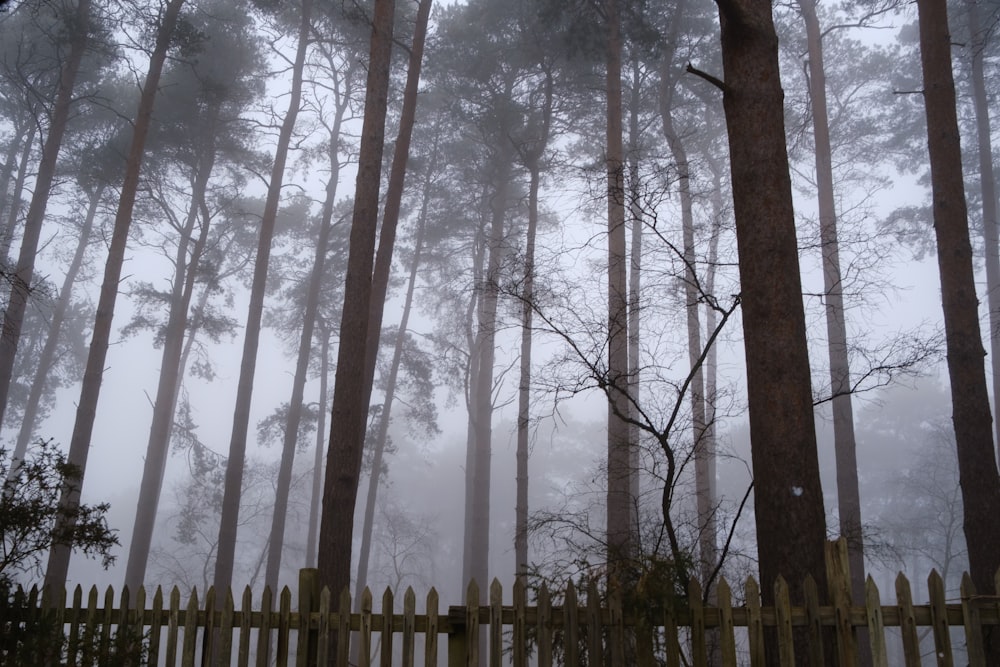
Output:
[
  {"left": 712, "top": 0, "right": 829, "bottom": 654},
  {"left": 44, "top": 0, "right": 185, "bottom": 591},
  {"left": 0, "top": 0, "right": 90, "bottom": 429},
  {"left": 317, "top": 0, "right": 396, "bottom": 619},
  {"left": 126, "top": 136, "right": 217, "bottom": 591},
  {"left": 916, "top": 0, "right": 1000, "bottom": 657},
  {"left": 604, "top": 0, "right": 632, "bottom": 572},
  {"left": 212, "top": 0, "right": 312, "bottom": 597}
]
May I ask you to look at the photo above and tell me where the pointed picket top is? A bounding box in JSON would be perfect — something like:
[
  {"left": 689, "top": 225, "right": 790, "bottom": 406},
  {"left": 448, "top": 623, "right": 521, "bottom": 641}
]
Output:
[
  {"left": 864, "top": 575, "right": 888, "bottom": 667},
  {"left": 959, "top": 572, "right": 986, "bottom": 667},
  {"left": 490, "top": 577, "right": 503, "bottom": 602},
  {"left": 926, "top": 569, "right": 954, "bottom": 665},
  {"left": 361, "top": 585, "right": 373, "bottom": 611},
  {"left": 774, "top": 576, "right": 795, "bottom": 667},
  {"left": 426, "top": 586, "right": 438, "bottom": 610},
  {"left": 404, "top": 585, "right": 415, "bottom": 608},
  {"left": 466, "top": 579, "right": 480, "bottom": 607},
  {"left": 382, "top": 585, "right": 394, "bottom": 612},
  {"left": 716, "top": 577, "right": 738, "bottom": 667},
  {"left": 744, "top": 576, "right": 765, "bottom": 667}
]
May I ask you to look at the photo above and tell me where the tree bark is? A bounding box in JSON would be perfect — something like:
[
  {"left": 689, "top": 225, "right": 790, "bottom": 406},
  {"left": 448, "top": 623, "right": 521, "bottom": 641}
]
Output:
[
  {"left": 317, "top": 0, "right": 396, "bottom": 615},
  {"left": 211, "top": 0, "right": 311, "bottom": 598},
  {"left": 0, "top": 0, "right": 89, "bottom": 429},
  {"left": 604, "top": 0, "right": 632, "bottom": 572},
  {"left": 916, "top": 0, "right": 1000, "bottom": 657},
  {"left": 306, "top": 327, "right": 330, "bottom": 569},
  {"left": 712, "top": 0, "right": 829, "bottom": 648},
  {"left": 0, "top": 121, "right": 35, "bottom": 263},
  {"left": 44, "top": 0, "right": 185, "bottom": 591}
]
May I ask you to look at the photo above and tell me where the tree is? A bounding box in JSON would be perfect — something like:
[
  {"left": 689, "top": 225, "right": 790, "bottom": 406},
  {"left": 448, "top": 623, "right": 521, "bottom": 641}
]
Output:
[
  {"left": 704, "top": 0, "right": 830, "bottom": 654},
  {"left": 1, "top": 439, "right": 117, "bottom": 587},
  {"left": 317, "top": 0, "right": 397, "bottom": 614},
  {"left": 213, "top": 0, "right": 313, "bottom": 597},
  {"left": 45, "top": 0, "right": 187, "bottom": 592},
  {"left": 0, "top": 0, "right": 93, "bottom": 429},
  {"left": 916, "top": 0, "right": 1000, "bottom": 656}
]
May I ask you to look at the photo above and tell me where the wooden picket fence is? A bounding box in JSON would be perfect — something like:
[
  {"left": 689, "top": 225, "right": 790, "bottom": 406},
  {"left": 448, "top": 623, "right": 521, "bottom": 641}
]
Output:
[{"left": 2, "top": 543, "right": 999, "bottom": 666}]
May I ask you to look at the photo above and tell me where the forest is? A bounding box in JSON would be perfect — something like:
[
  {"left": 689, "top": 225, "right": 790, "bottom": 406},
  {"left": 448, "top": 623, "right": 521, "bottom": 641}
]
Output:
[{"left": 1, "top": 0, "right": 999, "bottom": 659}]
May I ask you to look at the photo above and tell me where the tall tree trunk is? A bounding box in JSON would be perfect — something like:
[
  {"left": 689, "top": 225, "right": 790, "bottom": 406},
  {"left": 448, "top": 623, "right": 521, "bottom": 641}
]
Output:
[
  {"left": 712, "top": 0, "right": 829, "bottom": 654},
  {"left": 464, "top": 153, "right": 512, "bottom": 595},
  {"left": 305, "top": 327, "right": 330, "bottom": 569},
  {"left": 966, "top": 0, "right": 1000, "bottom": 466},
  {"left": 212, "top": 0, "right": 311, "bottom": 597},
  {"left": 461, "top": 208, "right": 485, "bottom": 587},
  {"left": 0, "top": 121, "right": 36, "bottom": 262},
  {"left": 604, "top": 0, "right": 632, "bottom": 572},
  {"left": 916, "top": 0, "right": 1000, "bottom": 657},
  {"left": 264, "top": 93, "right": 346, "bottom": 593},
  {"left": 317, "top": 0, "right": 396, "bottom": 618},
  {"left": 626, "top": 55, "right": 643, "bottom": 521},
  {"left": 8, "top": 183, "right": 104, "bottom": 467},
  {"left": 0, "top": 116, "right": 29, "bottom": 233},
  {"left": 0, "top": 0, "right": 90, "bottom": 428},
  {"left": 797, "top": 0, "right": 867, "bottom": 618},
  {"left": 515, "top": 69, "right": 552, "bottom": 583},
  {"left": 44, "top": 0, "right": 185, "bottom": 591},
  {"left": 125, "top": 137, "right": 217, "bottom": 591},
  {"left": 355, "top": 176, "right": 429, "bottom": 612}
]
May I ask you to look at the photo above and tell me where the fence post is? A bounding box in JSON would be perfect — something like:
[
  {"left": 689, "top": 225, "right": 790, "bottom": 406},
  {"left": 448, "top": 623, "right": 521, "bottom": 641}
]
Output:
[
  {"left": 298, "top": 569, "right": 320, "bottom": 667},
  {"left": 447, "top": 606, "right": 467, "bottom": 667}
]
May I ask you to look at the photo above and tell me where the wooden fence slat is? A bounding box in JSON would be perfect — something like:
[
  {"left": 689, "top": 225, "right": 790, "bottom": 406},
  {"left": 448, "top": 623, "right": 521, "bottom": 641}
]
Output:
[
  {"left": 928, "top": 570, "right": 954, "bottom": 667},
  {"left": 512, "top": 578, "right": 527, "bottom": 667},
  {"left": 466, "top": 580, "right": 480, "bottom": 667},
  {"left": 316, "top": 586, "right": 331, "bottom": 667},
  {"left": 865, "top": 576, "right": 888, "bottom": 667},
  {"left": 803, "top": 575, "right": 825, "bottom": 667},
  {"left": 894, "top": 573, "right": 921, "bottom": 667},
  {"left": 277, "top": 586, "right": 292, "bottom": 667},
  {"left": 381, "top": 586, "right": 394, "bottom": 667},
  {"left": 336, "top": 588, "right": 351, "bottom": 667},
  {"left": 563, "top": 580, "right": 580, "bottom": 667},
  {"left": 664, "top": 591, "right": 681, "bottom": 667},
  {"left": 402, "top": 587, "right": 415, "bottom": 667},
  {"left": 181, "top": 588, "right": 199, "bottom": 667},
  {"left": 238, "top": 587, "right": 253, "bottom": 667},
  {"left": 746, "top": 577, "right": 765, "bottom": 667},
  {"left": 537, "top": 584, "right": 552, "bottom": 667},
  {"left": 201, "top": 586, "right": 216, "bottom": 667},
  {"left": 689, "top": 578, "right": 707, "bottom": 667},
  {"left": 717, "top": 579, "right": 737, "bottom": 667},
  {"left": 297, "top": 569, "right": 318, "bottom": 665},
  {"left": 257, "top": 586, "right": 273, "bottom": 667},
  {"left": 489, "top": 579, "right": 502, "bottom": 667},
  {"left": 608, "top": 580, "right": 625, "bottom": 667},
  {"left": 167, "top": 587, "right": 182, "bottom": 667},
  {"left": 586, "top": 579, "right": 603, "bottom": 667},
  {"left": 218, "top": 588, "right": 235, "bottom": 667},
  {"left": 424, "top": 588, "right": 438, "bottom": 667},
  {"left": 826, "top": 541, "right": 857, "bottom": 667},
  {"left": 100, "top": 585, "right": 115, "bottom": 660},
  {"left": 116, "top": 584, "right": 131, "bottom": 661},
  {"left": 360, "top": 587, "right": 373, "bottom": 667},
  {"left": 148, "top": 586, "right": 164, "bottom": 667},
  {"left": 960, "top": 573, "right": 986, "bottom": 667},
  {"left": 67, "top": 584, "right": 84, "bottom": 664},
  {"left": 774, "top": 577, "right": 795, "bottom": 667}
]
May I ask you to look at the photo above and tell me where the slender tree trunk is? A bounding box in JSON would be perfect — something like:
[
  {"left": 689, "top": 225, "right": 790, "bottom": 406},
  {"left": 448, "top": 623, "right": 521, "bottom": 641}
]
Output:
[
  {"left": 0, "top": 121, "right": 35, "bottom": 262},
  {"left": 0, "top": 0, "right": 90, "bottom": 428},
  {"left": 605, "top": 0, "right": 632, "bottom": 571},
  {"left": 264, "top": 95, "right": 346, "bottom": 593},
  {"left": 355, "top": 178, "right": 429, "bottom": 610},
  {"left": 916, "top": 0, "right": 1000, "bottom": 657},
  {"left": 212, "top": 0, "right": 311, "bottom": 597},
  {"left": 461, "top": 211, "right": 485, "bottom": 587},
  {"left": 797, "top": 0, "right": 867, "bottom": 624},
  {"left": 0, "top": 116, "right": 28, "bottom": 232},
  {"left": 305, "top": 328, "right": 330, "bottom": 569},
  {"left": 515, "top": 69, "right": 552, "bottom": 583},
  {"left": 966, "top": 0, "right": 1000, "bottom": 466},
  {"left": 125, "top": 139, "right": 217, "bottom": 591},
  {"left": 317, "top": 0, "right": 396, "bottom": 616},
  {"left": 626, "top": 56, "right": 643, "bottom": 521},
  {"left": 712, "top": 0, "right": 829, "bottom": 657},
  {"left": 44, "top": 0, "right": 185, "bottom": 591},
  {"left": 8, "top": 183, "right": 104, "bottom": 467}
]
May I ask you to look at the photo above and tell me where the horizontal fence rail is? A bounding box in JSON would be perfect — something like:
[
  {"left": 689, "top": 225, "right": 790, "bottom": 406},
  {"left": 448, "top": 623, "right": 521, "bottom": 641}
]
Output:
[{"left": 2, "top": 550, "right": 999, "bottom": 665}]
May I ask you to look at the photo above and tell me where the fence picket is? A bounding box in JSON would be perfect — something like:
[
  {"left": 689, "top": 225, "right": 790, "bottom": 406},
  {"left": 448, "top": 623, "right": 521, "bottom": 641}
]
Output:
[
  {"left": 928, "top": 570, "right": 954, "bottom": 667},
  {"left": 5, "top": 561, "right": 1000, "bottom": 666}
]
